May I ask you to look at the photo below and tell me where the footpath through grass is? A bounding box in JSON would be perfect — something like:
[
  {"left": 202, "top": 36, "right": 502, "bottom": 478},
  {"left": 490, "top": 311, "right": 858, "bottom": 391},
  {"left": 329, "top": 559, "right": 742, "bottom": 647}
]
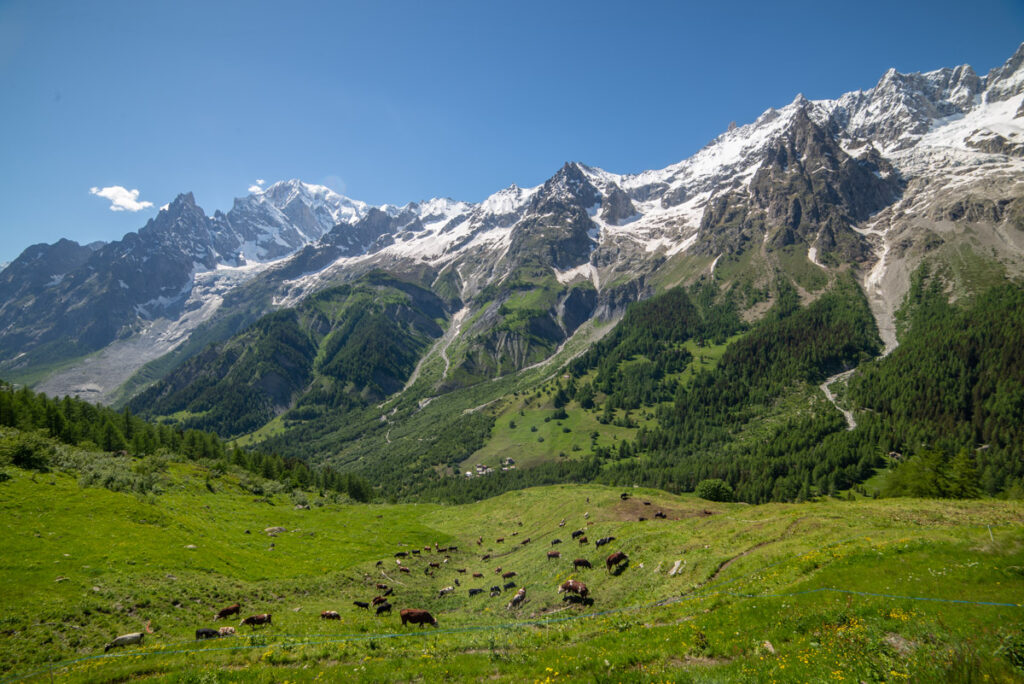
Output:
[{"left": 1, "top": 463, "right": 1023, "bottom": 682}]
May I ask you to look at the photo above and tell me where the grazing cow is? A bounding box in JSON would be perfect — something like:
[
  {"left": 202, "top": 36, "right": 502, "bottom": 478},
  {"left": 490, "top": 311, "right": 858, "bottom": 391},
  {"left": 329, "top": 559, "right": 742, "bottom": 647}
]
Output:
[
  {"left": 520, "top": 537, "right": 531, "bottom": 545},
  {"left": 606, "top": 551, "right": 628, "bottom": 572},
  {"left": 321, "top": 611, "right": 341, "bottom": 620},
  {"left": 353, "top": 601, "right": 370, "bottom": 610},
  {"left": 376, "top": 583, "right": 389, "bottom": 590},
  {"left": 558, "top": 579, "right": 589, "bottom": 599},
  {"left": 411, "top": 549, "right": 421, "bottom": 555},
  {"left": 376, "top": 560, "right": 383, "bottom": 567},
  {"left": 468, "top": 588, "right": 484, "bottom": 597},
  {"left": 438, "top": 586, "right": 455, "bottom": 598},
  {"left": 399, "top": 567, "right": 411, "bottom": 574},
  {"left": 578, "top": 536, "right": 588, "bottom": 545},
  {"left": 547, "top": 550, "right": 561, "bottom": 560},
  {"left": 195, "top": 628, "right": 220, "bottom": 640},
  {"left": 473, "top": 572, "right": 483, "bottom": 578},
  {"left": 584, "top": 512, "right": 589, "bottom": 519},
  {"left": 506, "top": 588, "right": 526, "bottom": 610},
  {"left": 490, "top": 589, "right": 501, "bottom": 597},
  {"left": 501, "top": 571, "right": 517, "bottom": 579},
  {"left": 503, "top": 581, "right": 517, "bottom": 590},
  {"left": 424, "top": 546, "right": 432, "bottom": 552},
  {"left": 104, "top": 632, "right": 144, "bottom": 652},
  {"left": 400, "top": 609, "right": 437, "bottom": 627},
  {"left": 429, "top": 562, "right": 441, "bottom": 569},
  {"left": 218, "top": 626, "right": 235, "bottom": 637},
  {"left": 477, "top": 536, "right": 483, "bottom": 546},
  {"left": 571, "top": 530, "right": 584, "bottom": 539},
  {"left": 639, "top": 517, "right": 647, "bottom": 522},
  {"left": 215, "top": 603, "right": 241, "bottom": 620},
  {"left": 551, "top": 538, "right": 562, "bottom": 546},
  {"left": 382, "top": 588, "right": 393, "bottom": 597},
  {"left": 655, "top": 511, "right": 667, "bottom": 519},
  {"left": 573, "top": 558, "right": 592, "bottom": 569},
  {"left": 457, "top": 568, "right": 467, "bottom": 574},
  {"left": 595, "top": 536, "right": 616, "bottom": 548},
  {"left": 375, "top": 602, "right": 392, "bottom": 616},
  {"left": 496, "top": 538, "right": 504, "bottom": 543},
  {"left": 449, "top": 545, "right": 459, "bottom": 552},
  {"left": 395, "top": 551, "right": 408, "bottom": 558},
  {"left": 482, "top": 554, "right": 491, "bottom": 561},
  {"left": 620, "top": 492, "right": 630, "bottom": 500},
  {"left": 643, "top": 501, "right": 651, "bottom": 506},
  {"left": 559, "top": 518, "right": 566, "bottom": 527},
  {"left": 495, "top": 567, "right": 502, "bottom": 574},
  {"left": 372, "top": 596, "right": 387, "bottom": 606},
  {"left": 240, "top": 614, "right": 272, "bottom": 629}
]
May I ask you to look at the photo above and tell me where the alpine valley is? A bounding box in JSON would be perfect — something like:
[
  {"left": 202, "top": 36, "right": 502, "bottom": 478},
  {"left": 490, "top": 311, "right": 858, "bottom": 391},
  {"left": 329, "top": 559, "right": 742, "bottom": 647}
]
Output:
[{"left": 4, "top": 43, "right": 1024, "bottom": 504}]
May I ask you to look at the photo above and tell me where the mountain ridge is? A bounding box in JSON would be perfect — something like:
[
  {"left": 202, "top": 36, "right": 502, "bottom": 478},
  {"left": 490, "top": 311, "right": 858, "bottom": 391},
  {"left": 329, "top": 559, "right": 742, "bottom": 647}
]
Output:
[{"left": 3, "top": 42, "right": 1022, "bottom": 405}]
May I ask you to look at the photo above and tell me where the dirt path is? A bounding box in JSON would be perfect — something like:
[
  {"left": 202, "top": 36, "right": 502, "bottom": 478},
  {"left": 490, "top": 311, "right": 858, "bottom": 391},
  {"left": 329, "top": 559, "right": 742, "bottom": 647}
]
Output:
[{"left": 820, "top": 369, "right": 857, "bottom": 430}]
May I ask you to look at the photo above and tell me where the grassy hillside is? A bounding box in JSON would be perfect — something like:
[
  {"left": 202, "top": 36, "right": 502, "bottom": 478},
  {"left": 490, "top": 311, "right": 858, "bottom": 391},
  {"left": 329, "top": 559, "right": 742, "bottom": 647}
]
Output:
[{"left": 2, "top": 449, "right": 1023, "bottom": 682}]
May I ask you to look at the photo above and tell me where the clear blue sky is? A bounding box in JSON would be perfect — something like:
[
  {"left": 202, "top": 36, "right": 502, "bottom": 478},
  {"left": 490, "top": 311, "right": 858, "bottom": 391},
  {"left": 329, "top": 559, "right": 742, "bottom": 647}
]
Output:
[{"left": 1, "top": 0, "right": 1022, "bottom": 264}]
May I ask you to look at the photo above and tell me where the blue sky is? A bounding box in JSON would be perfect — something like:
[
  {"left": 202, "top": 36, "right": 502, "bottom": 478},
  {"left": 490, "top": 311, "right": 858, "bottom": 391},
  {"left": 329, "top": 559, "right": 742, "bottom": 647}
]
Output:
[{"left": 1, "top": 0, "right": 1022, "bottom": 264}]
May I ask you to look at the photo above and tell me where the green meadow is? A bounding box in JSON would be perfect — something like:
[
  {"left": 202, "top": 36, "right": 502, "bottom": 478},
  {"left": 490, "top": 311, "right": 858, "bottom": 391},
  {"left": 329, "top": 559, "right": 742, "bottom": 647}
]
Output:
[{"left": 2, "top": 455, "right": 1023, "bottom": 682}]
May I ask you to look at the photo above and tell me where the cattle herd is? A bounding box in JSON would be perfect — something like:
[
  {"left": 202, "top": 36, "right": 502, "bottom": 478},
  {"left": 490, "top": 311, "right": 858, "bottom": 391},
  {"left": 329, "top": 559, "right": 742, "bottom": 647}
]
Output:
[{"left": 101, "top": 496, "right": 644, "bottom": 653}]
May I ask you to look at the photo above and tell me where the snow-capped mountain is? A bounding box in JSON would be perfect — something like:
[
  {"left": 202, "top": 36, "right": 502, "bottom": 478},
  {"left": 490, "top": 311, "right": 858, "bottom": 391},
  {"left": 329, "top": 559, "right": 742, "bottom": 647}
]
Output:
[{"left": 8, "top": 43, "right": 1024, "bottom": 402}]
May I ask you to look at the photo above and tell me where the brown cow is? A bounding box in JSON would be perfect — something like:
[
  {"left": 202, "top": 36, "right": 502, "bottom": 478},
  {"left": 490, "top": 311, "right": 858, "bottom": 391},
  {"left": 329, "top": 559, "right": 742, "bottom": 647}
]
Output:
[
  {"left": 520, "top": 537, "right": 531, "bottom": 545},
  {"left": 321, "top": 610, "right": 341, "bottom": 620},
  {"left": 215, "top": 603, "right": 240, "bottom": 620},
  {"left": 606, "top": 551, "right": 628, "bottom": 572},
  {"left": 472, "top": 572, "right": 483, "bottom": 578},
  {"left": 578, "top": 536, "right": 588, "bottom": 545},
  {"left": 399, "top": 566, "right": 411, "bottom": 574},
  {"left": 573, "top": 558, "right": 592, "bottom": 569},
  {"left": 240, "top": 614, "right": 272, "bottom": 629},
  {"left": 496, "top": 538, "right": 504, "bottom": 543},
  {"left": 547, "top": 550, "right": 561, "bottom": 560},
  {"left": 376, "top": 583, "right": 389, "bottom": 590},
  {"left": 501, "top": 571, "right": 517, "bottom": 579},
  {"left": 372, "top": 596, "right": 388, "bottom": 606},
  {"left": 558, "top": 579, "right": 589, "bottom": 598},
  {"left": 400, "top": 608, "right": 437, "bottom": 627}
]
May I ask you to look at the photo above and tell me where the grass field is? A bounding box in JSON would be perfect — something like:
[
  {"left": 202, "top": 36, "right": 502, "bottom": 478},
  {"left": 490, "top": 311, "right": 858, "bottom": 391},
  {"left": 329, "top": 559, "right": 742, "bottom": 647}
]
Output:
[{"left": 2, "top": 453, "right": 1023, "bottom": 682}]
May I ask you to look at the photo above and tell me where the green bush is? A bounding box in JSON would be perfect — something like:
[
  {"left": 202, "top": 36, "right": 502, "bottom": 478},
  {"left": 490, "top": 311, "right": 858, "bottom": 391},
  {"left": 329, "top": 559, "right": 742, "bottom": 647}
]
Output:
[{"left": 695, "top": 478, "right": 733, "bottom": 502}]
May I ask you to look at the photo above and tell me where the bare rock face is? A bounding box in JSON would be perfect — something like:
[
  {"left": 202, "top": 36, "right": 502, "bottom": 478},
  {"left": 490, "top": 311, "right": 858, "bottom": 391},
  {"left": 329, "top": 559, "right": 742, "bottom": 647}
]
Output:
[{"left": 600, "top": 185, "right": 637, "bottom": 225}]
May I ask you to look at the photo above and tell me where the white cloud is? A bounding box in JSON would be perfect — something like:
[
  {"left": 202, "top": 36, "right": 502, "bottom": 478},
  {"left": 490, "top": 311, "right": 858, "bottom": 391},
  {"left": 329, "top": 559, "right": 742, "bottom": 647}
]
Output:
[
  {"left": 248, "top": 179, "right": 266, "bottom": 194},
  {"left": 89, "top": 185, "right": 154, "bottom": 212},
  {"left": 256, "top": 179, "right": 265, "bottom": 186}
]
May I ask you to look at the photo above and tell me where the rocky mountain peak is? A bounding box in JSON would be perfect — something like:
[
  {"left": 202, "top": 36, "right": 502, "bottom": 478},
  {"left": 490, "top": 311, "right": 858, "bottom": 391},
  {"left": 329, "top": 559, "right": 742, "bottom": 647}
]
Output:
[{"left": 985, "top": 41, "right": 1024, "bottom": 102}]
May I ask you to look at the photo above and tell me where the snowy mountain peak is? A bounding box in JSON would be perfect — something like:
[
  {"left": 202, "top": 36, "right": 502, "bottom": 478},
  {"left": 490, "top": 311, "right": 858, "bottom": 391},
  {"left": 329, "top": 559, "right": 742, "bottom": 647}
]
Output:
[{"left": 986, "top": 42, "right": 1024, "bottom": 102}]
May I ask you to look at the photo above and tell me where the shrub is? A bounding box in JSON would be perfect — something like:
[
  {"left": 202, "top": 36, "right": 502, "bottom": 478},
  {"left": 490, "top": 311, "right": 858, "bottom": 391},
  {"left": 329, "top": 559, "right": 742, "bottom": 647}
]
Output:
[{"left": 695, "top": 478, "right": 733, "bottom": 502}]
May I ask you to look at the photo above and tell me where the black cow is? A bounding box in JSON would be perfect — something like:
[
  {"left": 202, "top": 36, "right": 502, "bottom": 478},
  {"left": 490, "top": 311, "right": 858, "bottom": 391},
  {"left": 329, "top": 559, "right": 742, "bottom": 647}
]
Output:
[
  {"left": 503, "top": 581, "right": 517, "bottom": 590},
  {"left": 376, "top": 601, "right": 392, "bottom": 616},
  {"left": 571, "top": 530, "right": 584, "bottom": 539},
  {"left": 595, "top": 536, "right": 616, "bottom": 548},
  {"left": 468, "top": 588, "right": 484, "bottom": 597},
  {"left": 353, "top": 601, "right": 370, "bottom": 609},
  {"left": 195, "top": 628, "right": 219, "bottom": 640}
]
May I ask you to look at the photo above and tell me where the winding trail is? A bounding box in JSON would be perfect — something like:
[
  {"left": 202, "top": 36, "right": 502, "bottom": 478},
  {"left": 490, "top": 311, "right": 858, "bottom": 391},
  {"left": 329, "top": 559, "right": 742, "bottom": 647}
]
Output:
[{"left": 820, "top": 369, "right": 857, "bottom": 430}]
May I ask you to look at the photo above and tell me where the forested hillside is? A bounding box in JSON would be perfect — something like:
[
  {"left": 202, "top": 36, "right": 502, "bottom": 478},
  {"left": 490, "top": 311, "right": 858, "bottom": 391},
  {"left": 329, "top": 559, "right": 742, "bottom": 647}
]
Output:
[{"left": 129, "top": 272, "right": 449, "bottom": 437}]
